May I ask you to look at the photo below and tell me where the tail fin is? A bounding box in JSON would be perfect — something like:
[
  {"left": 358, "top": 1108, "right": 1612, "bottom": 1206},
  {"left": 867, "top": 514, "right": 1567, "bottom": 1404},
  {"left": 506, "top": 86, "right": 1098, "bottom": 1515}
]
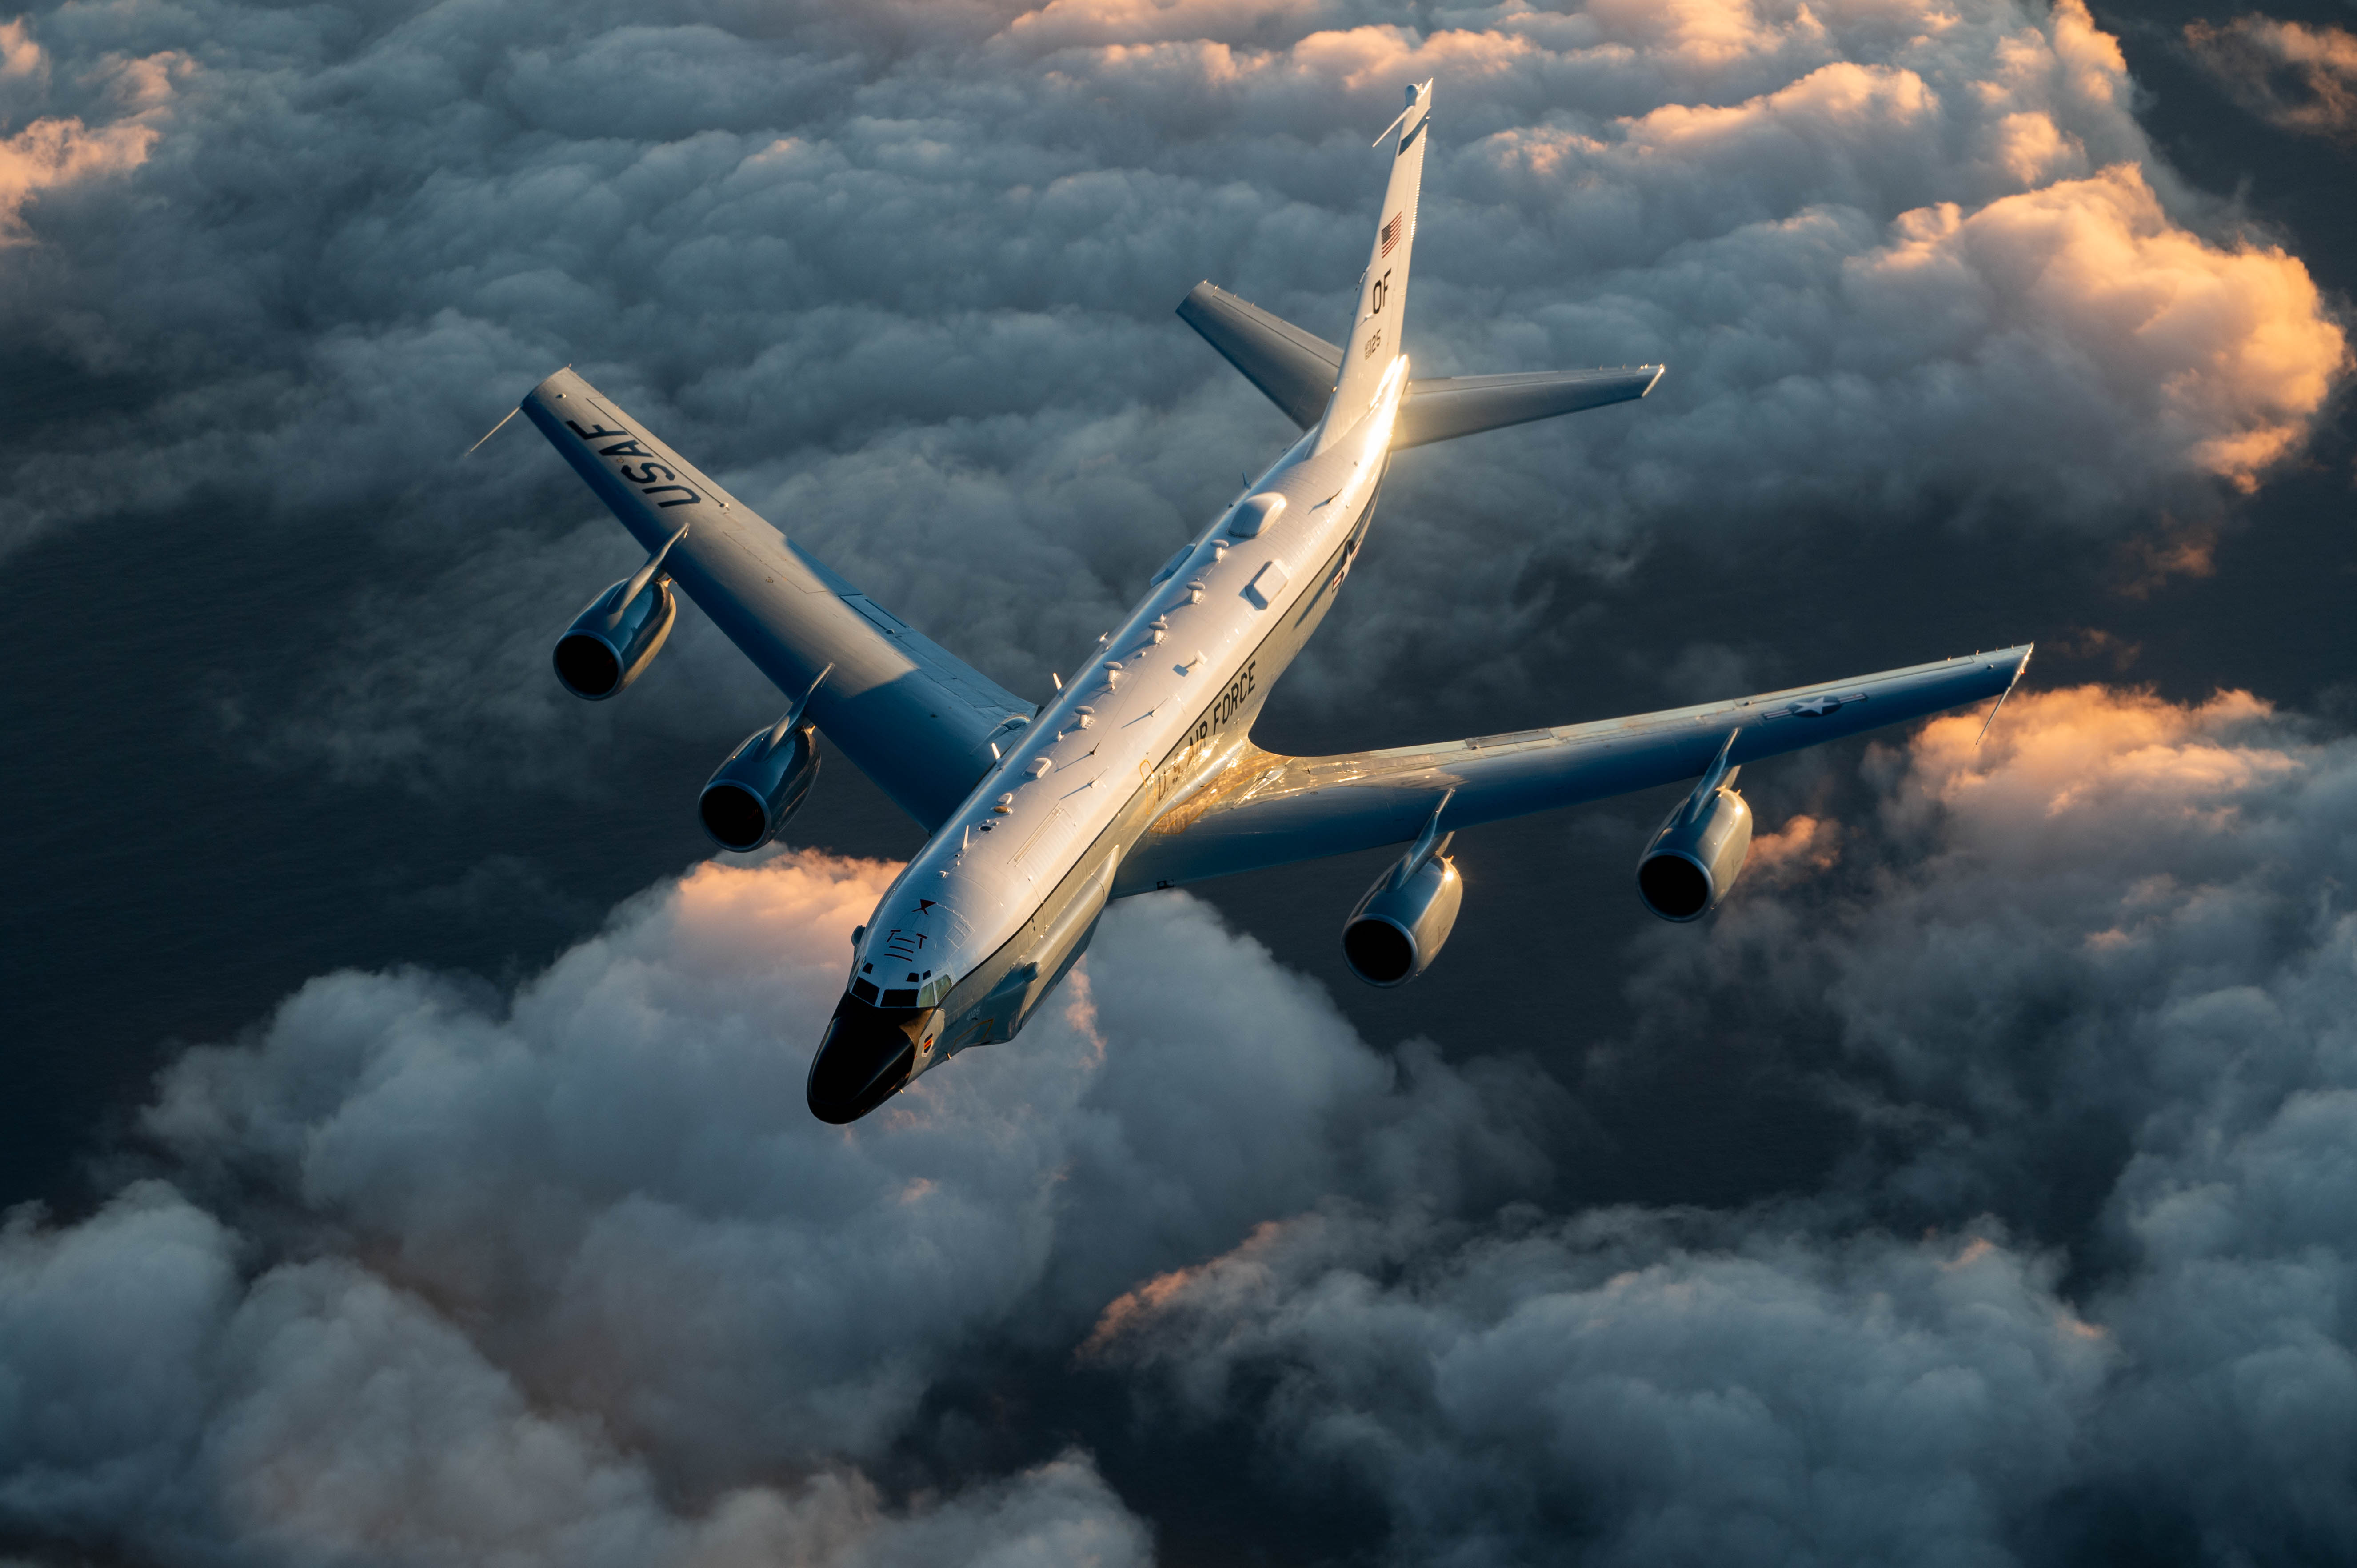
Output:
[
  {"left": 1319, "top": 79, "right": 1433, "bottom": 449},
  {"left": 1176, "top": 79, "right": 1667, "bottom": 451}
]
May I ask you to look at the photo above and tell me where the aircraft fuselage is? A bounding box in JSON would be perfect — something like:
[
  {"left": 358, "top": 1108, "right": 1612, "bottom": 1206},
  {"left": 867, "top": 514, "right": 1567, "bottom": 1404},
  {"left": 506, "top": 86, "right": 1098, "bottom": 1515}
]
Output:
[{"left": 808, "top": 359, "right": 1409, "bottom": 1121}]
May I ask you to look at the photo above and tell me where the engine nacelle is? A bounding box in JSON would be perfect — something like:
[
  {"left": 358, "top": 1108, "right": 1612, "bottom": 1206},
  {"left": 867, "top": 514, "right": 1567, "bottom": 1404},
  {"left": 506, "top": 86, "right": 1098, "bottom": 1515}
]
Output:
[
  {"left": 1636, "top": 784, "right": 1753, "bottom": 921},
  {"left": 1342, "top": 850, "right": 1463, "bottom": 987},
  {"left": 553, "top": 576, "right": 676, "bottom": 700},
  {"left": 699, "top": 723, "right": 821, "bottom": 852}
]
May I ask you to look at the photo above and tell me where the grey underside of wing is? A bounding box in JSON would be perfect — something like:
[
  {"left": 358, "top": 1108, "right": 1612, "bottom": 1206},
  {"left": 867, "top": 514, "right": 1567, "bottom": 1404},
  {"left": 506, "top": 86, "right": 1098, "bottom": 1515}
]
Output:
[
  {"left": 1112, "top": 646, "right": 2032, "bottom": 895},
  {"left": 1175, "top": 282, "right": 1662, "bottom": 444},
  {"left": 522, "top": 368, "right": 1032, "bottom": 831}
]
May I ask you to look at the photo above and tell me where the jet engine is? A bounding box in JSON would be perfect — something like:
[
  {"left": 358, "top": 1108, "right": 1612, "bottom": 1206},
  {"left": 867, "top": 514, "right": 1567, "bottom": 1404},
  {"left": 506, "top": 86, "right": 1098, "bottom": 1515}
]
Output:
[
  {"left": 553, "top": 525, "right": 690, "bottom": 700},
  {"left": 554, "top": 575, "right": 675, "bottom": 699},
  {"left": 1342, "top": 807, "right": 1462, "bottom": 987},
  {"left": 1636, "top": 777, "right": 1753, "bottom": 922},
  {"left": 699, "top": 722, "right": 821, "bottom": 852}
]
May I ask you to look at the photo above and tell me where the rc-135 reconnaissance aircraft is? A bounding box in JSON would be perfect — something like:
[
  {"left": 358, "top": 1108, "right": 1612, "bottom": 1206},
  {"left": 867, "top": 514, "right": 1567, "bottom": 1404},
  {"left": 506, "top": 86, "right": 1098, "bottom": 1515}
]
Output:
[{"left": 513, "top": 81, "right": 2030, "bottom": 1123}]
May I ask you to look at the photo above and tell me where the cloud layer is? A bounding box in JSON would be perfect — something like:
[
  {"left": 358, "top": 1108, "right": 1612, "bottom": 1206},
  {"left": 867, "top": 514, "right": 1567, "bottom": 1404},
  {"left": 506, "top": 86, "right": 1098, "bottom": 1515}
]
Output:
[
  {"left": 0, "top": 0, "right": 2342, "bottom": 786},
  {"left": 2, "top": 848, "right": 1555, "bottom": 1562},
  {"left": 2186, "top": 14, "right": 2357, "bottom": 144},
  {"left": 8, "top": 682, "right": 2357, "bottom": 1564},
  {"left": 10, "top": 1, "right": 2357, "bottom": 1562},
  {"left": 1086, "top": 684, "right": 2357, "bottom": 1564}
]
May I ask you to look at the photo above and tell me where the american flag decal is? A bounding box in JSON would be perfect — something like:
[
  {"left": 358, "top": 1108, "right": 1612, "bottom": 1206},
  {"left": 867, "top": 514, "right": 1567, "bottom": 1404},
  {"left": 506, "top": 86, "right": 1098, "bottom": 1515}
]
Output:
[{"left": 1380, "top": 215, "right": 1401, "bottom": 257}]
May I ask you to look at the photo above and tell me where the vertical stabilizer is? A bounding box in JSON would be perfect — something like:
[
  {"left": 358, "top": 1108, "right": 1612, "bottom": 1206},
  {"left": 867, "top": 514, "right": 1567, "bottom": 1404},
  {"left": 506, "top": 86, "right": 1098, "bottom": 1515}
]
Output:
[{"left": 1318, "top": 79, "right": 1433, "bottom": 451}]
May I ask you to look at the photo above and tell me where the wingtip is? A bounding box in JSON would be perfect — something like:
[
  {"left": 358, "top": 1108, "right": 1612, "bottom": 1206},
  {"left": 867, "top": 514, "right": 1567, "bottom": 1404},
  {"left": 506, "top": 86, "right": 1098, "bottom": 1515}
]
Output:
[
  {"left": 1639, "top": 365, "right": 1666, "bottom": 397},
  {"left": 1976, "top": 643, "right": 2034, "bottom": 746}
]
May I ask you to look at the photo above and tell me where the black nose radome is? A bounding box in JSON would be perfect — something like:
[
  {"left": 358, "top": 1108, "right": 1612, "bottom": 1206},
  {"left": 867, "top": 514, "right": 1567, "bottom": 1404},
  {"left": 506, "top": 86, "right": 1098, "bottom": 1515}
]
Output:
[{"left": 807, "top": 995, "right": 922, "bottom": 1123}]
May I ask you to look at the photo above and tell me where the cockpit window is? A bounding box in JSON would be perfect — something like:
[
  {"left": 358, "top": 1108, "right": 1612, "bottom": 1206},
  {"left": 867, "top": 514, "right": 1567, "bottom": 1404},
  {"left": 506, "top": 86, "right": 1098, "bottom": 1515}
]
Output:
[
  {"left": 881, "top": 988, "right": 917, "bottom": 1007},
  {"left": 852, "top": 978, "right": 879, "bottom": 1004}
]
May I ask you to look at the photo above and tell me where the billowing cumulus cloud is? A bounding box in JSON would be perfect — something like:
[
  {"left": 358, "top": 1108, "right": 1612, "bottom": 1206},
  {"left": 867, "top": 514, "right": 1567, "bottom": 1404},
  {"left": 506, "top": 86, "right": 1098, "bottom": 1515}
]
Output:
[
  {"left": 1088, "top": 685, "right": 2357, "bottom": 1563},
  {"left": 12, "top": 0, "right": 2357, "bottom": 1560},
  {"left": 0, "top": 849, "right": 1553, "bottom": 1561},
  {"left": 0, "top": 1185, "right": 1152, "bottom": 1566},
  {"left": 0, "top": 0, "right": 2342, "bottom": 788},
  {"left": 2186, "top": 14, "right": 2357, "bottom": 143},
  {"left": 0, "top": 19, "right": 164, "bottom": 243},
  {"left": 1090, "top": 1207, "right": 2115, "bottom": 1565},
  {"left": 18, "top": 682, "right": 2357, "bottom": 1564}
]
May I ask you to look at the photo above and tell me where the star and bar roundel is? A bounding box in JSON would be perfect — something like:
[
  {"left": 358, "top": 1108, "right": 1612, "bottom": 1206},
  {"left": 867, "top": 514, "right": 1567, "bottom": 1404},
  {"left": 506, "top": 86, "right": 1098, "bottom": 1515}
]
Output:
[{"left": 1762, "top": 692, "right": 1868, "bottom": 720}]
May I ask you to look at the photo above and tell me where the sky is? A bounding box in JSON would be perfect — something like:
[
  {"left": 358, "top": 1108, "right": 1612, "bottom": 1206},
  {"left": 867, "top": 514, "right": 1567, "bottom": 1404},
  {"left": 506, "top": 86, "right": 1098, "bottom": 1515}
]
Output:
[{"left": 2, "top": 0, "right": 2356, "bottom": 1563}]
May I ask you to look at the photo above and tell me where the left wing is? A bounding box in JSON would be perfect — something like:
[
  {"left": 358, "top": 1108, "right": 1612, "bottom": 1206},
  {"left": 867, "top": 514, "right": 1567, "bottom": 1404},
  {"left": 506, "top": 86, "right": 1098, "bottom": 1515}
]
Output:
[
  {"left": 522, "top": 369, "right": 1033, "bottom": 829},
  {"left": 1113, "top": 646, "right": 2031, "bottom": 895}
]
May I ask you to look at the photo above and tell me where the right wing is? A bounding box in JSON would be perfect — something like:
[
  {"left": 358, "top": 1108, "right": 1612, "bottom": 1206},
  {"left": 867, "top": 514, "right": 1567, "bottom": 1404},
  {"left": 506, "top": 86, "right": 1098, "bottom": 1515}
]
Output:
[
  {"left": 1114, "top": 646, "right": 2031, "bottom": 894},
  {"left": 521, "top": 369, "right": 1033, "bottom": 830},
  {"left": 1175, "top": 281, "right": 1662, "bottom": 446}
]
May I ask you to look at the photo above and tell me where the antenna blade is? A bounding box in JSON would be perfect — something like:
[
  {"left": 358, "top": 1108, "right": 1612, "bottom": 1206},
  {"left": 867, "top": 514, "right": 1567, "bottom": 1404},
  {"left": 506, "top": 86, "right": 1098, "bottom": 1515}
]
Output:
[
  {"left": 464, "top": 405, "right": 521, "bottom": 457},
  {"left": 1977, "top": 645, "right": 2034, "bottom": 745}
]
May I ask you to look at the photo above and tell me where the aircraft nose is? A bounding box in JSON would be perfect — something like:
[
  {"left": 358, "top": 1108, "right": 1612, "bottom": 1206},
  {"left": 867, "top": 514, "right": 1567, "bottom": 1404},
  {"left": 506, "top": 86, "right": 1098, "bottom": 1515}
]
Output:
[{"left": 807, "top": 994, "right": 922, "bottom": 1123}]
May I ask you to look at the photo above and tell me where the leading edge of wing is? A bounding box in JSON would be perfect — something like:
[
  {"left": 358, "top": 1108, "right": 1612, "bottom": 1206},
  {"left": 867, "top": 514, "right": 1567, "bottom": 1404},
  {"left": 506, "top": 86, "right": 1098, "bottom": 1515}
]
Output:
[
  {"left": 521, "top": 369, "right": 1033, "bottom": 830},
  {"left": 1114, "top": 645, "right": 2032, "bottom": 894}
]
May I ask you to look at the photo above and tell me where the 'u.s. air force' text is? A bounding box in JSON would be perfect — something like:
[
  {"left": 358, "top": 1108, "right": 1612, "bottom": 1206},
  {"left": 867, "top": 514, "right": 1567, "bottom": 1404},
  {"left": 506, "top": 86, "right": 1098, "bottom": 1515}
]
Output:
[{"left": 1147, "top": 658, "right": 1258, "bottom": 806}]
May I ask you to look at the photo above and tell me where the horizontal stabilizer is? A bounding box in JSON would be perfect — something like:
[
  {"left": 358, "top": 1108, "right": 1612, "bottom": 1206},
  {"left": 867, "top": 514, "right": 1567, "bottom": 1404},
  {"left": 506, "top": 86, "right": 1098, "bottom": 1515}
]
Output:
[
  {"left": 1393, "top": 366, "right": 1662, "bottom": 448},
  {"left": 1178, "top": 282, "right": 1662, "bottom": 446},
  {"left": 1176, "top": 282, "right": 1341, "bottom": 430}
]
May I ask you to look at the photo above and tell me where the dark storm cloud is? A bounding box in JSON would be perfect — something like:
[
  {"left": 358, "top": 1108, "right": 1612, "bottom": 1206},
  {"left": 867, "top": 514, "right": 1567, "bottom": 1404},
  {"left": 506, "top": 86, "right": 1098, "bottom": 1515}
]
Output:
[
  {"left": 1087, "top": 685, "right": 2357, "bottom": 1563},
  {"left": 0, "top": 851, "right": 1556, "bottom": 1561},
  {"left": 0, "top": 0, "right": 2343, "bottom": 786},
  {"left": 2185, "top": 14, "right": 2357, "bottom": 143}
]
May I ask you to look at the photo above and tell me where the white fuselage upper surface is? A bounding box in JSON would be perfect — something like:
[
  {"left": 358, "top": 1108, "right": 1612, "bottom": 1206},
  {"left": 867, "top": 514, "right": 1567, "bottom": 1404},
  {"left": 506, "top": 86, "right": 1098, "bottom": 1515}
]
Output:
[{"left": 844, "top": 359, "right": 1410, "bottom": 1048}]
